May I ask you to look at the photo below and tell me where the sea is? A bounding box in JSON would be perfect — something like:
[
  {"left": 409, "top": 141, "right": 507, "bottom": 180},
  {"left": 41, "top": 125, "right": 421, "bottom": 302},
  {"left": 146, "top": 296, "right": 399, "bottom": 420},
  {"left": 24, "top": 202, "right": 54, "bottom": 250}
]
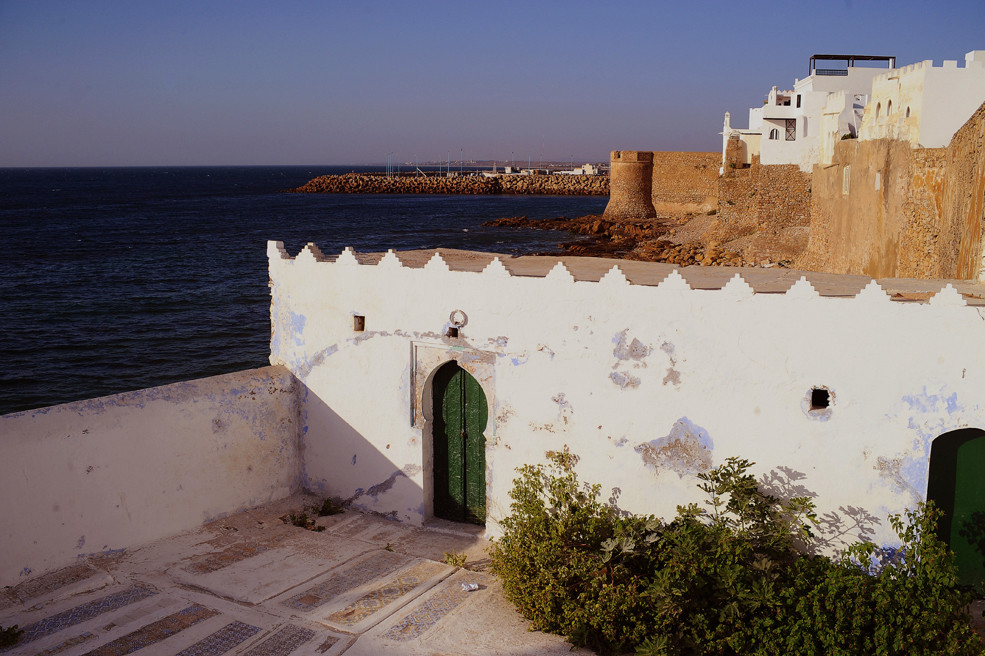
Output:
[{"left": 0, "top": 166, "right": 606, "bottom": 415}]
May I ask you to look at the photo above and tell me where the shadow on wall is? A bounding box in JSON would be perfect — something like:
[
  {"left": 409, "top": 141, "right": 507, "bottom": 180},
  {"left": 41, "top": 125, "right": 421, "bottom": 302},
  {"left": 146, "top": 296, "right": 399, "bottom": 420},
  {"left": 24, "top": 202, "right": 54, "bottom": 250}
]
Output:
[{"left": 300, "top": 387, "right": 426, "bottom": 523}]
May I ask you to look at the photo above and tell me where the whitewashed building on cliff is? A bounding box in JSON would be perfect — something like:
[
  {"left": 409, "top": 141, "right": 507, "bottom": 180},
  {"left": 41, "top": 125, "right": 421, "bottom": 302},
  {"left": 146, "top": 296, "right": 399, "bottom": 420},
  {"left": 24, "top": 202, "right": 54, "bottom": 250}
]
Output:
[{"left": 722, "top": 54, "right": 894, "bottom": 173}]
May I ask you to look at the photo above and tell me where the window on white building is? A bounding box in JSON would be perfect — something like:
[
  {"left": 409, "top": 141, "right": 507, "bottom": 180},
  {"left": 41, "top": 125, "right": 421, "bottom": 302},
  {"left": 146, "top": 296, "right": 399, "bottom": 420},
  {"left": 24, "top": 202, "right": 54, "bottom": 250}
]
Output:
[
  {"left": 769, "top": 128, "right": 779, "bottom": 140},
  {"left": 785, "top": 119, "right": 796, "bottom": 141},
  {"left": 888, "top": 100, "right": 893, "bottom": 115},
  {"left": 876, "top": 102, "right": 881, "bottom": 119}
]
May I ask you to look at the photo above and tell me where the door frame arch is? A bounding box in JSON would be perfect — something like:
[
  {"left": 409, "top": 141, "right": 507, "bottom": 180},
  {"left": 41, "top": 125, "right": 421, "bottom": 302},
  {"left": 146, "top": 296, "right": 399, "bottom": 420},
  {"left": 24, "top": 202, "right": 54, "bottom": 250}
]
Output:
[{"left": 412, "top": 343, "right": 495, "bottom": 522}]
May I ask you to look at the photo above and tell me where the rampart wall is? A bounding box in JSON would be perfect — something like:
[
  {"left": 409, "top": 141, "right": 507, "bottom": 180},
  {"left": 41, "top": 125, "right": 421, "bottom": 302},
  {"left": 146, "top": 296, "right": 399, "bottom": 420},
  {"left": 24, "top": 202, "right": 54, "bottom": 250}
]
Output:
[
  {"left": 706, "top": 158, "right": 812, "bottom": 262},
  {"left": 0, "top": 366, "right": 300, "bottom": 586},
  {"left": 268, "top": 242, "right": 985, "bottom": 552},
  {"left": 650, "top": 151, "right": 719, "bottom": 214},
  {"left": 800, "top": 101, "right": 985, "bottom": 279}
]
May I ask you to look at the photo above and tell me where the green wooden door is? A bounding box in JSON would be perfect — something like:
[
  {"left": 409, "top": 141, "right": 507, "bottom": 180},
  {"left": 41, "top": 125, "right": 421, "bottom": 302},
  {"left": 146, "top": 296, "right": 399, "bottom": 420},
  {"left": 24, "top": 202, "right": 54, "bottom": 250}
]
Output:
[
  {"left": 432, "top": 362, "right": 487, "bottom": 524},
  {"left": 928, "top": 429, "right": 985, "bottom": 589}
]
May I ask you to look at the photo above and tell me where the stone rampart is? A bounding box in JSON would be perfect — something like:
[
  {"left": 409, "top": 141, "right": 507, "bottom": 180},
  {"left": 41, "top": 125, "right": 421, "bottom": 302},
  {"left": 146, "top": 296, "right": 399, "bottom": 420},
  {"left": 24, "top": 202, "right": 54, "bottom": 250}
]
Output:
[
  {"left": 603, "top": 150, "right": 656, "bottom": 219},
  {"left": 799, "top": 101, "right": 985, "bottom": 279},
  {"left": 651, "top": 151, "right": 719, "bottom": 215},
  {"left": 706, "top": 158, "right": 812, "bottom": 262}
]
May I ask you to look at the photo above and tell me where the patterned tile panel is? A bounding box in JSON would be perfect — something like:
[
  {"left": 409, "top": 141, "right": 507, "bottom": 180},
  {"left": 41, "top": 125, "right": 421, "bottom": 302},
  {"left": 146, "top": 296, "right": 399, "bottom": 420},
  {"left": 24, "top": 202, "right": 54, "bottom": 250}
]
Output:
[
  {"left": 313, "top": 636, "right": 339, "bottom": 653},
  {"left": 281, "top": 551, "right": 409, "bottom": 611},
  {"left": 81, "top": 604, "right": 218, "bottom": 656},
  {"left": 175, "top": 621, "right": 262, "bottom": 656},
  {"left": 241, "top": 625, "right": 315, "bottom": 656},
  {"left": 4, "top": 586, "right": 157, "bottom": 648},
  {"left": 186, "top": 542, "right": 270, "bottom": 574},
  {"left": 326, "top": 561, "right": 445, "bottom": 626},
  {"left": 382, "top": 582, "right": 471, "bottom": 641},
  {"left": 35, "top": 632, "right": 97, "bottom": 655}
]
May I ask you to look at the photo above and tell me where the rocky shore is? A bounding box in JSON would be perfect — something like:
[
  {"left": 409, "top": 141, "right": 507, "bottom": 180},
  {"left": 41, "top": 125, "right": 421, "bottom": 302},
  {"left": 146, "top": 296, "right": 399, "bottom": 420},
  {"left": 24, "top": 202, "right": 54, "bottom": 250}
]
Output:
[
  {"left": 484, "top": 215, "right": 751, "bottom": 267},
  {"left": 290, "top": 173, "right": 608, "bottom": 195}
]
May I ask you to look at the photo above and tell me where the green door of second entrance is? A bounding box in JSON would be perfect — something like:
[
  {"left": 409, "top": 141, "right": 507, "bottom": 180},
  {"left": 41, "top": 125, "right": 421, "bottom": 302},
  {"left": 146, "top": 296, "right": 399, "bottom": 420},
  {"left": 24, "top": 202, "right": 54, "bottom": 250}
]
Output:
[
  {"left": 927, "top": 428, "right": 985, "bottom": 589},
  {"left": 432, "top": 361, "right": 487, "bottom": 524}
]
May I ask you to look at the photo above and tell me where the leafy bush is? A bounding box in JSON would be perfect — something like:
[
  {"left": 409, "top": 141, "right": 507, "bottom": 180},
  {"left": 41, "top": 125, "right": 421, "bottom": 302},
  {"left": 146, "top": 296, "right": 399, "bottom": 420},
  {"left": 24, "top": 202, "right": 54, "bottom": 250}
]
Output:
[
  {"left": 0, "top": 624, "right": 22, "bottom": 648},
  {"left": 490, "top": 450, "right": 985, "bottom": 656}
]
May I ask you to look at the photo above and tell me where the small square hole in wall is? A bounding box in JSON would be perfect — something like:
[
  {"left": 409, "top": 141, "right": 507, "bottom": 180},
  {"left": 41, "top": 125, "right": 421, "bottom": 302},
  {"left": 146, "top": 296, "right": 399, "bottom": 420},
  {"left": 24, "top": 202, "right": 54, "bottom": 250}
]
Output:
[
  {"left": 446, "top": 326, "right": 459, "bottom": 338},
  {"left": 810, "top": 387, "right": 830, "bottom": 410},
  {"left": 353, "top": 315, "right": 365, "bottom": 332}
]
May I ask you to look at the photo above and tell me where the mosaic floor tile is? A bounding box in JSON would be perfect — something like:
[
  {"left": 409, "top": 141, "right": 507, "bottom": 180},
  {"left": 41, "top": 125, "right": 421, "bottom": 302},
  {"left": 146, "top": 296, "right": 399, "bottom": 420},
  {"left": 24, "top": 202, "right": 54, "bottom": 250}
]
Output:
[
  {"left": 313, "top": 636, "right": 339, "bottom": 653},
  {"left": 382, "top": 582, "right": 470, "bottom": 641},
  {"left": 7, "top": 586, "right": 157, "bottom": 648},
  {"left": 326, "top": 561, "right": 445, "bottom": 626},
  {"left": 187, "top": 542, "right": 270, "bottom": 574},
  {"left": 242, "top": 625, "right": 315, "bottom": 656},
  {"left": 175, "top": 620, "right": 262, "bottom": 656},
  {"left": 81, "top": 603, "right": 218, "bottom": 656},
  {"left": 13, "top": 564, "right": 98, "bottom": 602},
  {"left": 281, "top": 551, "right": 409, "bottom": 611},
  {"left": 35, "top": 632, "right": 97, "bottom": 655}
]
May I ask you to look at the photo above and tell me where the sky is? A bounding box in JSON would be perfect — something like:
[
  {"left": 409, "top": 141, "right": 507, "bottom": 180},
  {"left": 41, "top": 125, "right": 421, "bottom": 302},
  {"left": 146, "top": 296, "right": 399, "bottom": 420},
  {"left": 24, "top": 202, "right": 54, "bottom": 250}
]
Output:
[{"left": 1, "top": 0, "right": 984, "bottom": 167}]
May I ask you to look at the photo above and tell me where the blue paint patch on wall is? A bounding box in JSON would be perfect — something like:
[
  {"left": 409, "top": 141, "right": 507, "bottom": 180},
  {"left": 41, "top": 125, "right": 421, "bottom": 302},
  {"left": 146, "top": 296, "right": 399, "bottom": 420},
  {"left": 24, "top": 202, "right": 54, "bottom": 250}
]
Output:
[
  {"left": 635, "top": 417, "right": 714, "bottom": 477},
  {"left": 290, "top": 311, "right": 307, "bottom": 346},
  {"left": 510, "top": 355, "right": 529, "bottom": 366}
]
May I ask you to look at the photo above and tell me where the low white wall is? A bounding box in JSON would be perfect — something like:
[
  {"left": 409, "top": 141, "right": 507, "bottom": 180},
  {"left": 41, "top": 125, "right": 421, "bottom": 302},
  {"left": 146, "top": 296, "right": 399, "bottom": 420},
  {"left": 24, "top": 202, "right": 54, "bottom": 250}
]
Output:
[
  {"left": 269, "top": 243, "right": 985, "bottom": 553},
  {"left": 0, "top": 366, "right": 300, "bottom": 586}
]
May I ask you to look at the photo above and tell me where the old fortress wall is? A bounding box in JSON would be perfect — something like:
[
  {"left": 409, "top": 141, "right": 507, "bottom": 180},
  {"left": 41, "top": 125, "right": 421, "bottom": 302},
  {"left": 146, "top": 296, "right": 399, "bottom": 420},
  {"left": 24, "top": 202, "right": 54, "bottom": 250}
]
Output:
[
  {"left": 608, "top": 99, "right": 985, "bottom": 278},
  {"left": 800, "top": 102, "right": 985, "bottom": 279}
]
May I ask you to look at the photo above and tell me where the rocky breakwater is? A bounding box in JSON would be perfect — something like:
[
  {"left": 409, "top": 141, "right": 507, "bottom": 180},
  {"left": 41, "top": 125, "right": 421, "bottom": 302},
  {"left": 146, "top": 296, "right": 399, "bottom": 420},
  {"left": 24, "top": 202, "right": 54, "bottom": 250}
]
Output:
[{"left": 290, "top": 173, "right": 608, "bottom": 196}]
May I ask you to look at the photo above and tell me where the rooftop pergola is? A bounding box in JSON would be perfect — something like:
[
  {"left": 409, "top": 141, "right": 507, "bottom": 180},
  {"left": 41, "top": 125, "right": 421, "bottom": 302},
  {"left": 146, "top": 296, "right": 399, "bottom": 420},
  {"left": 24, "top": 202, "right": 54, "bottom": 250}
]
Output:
[{"left": 809, "top": 54, "right": 896, "bottom": 76}]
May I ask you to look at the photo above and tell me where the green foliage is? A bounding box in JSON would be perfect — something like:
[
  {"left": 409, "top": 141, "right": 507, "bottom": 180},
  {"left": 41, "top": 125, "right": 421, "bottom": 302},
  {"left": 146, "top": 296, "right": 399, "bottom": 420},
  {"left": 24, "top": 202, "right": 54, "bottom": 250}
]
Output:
[
  {"left": 490, "top": 452, "right": 985, "bottom": 656},
  {"left": 313, "top": 497, "right": 346, "bottom": 516},
  {"left": 285, "top": 511, "right": 325, "bottom": 532},
  {"left": 0, "top": 624, "right": 22, "bottom": 648},
  {"left": 444, "top": 551, "right": 468, "bottom": 568}
]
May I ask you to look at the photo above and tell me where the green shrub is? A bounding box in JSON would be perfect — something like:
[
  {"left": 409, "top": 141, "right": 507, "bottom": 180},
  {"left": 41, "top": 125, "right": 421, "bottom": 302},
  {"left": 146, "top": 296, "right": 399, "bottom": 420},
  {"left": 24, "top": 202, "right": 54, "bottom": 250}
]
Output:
[
  {"left": 490, "top": 451, "right": 985, "bottom": 656},
  {"left": 0, "top": 625, "right": 22, "bottom": 648}
]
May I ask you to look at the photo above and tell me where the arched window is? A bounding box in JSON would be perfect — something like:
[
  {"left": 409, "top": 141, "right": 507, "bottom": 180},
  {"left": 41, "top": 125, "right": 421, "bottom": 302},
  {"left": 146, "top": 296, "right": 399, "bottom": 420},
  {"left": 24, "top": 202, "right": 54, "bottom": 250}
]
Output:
[
  {"left": 906, "top": 106, "right": 911, "bottom": 118},
  {"left": 875, "top": 102, "right": 881, "bottom": 119},
  {"left": 769, "top": 128, "right": 779, "bottom": 140},
  {"left": 887, "top": 100, "right": 893, "bottom": 115}
]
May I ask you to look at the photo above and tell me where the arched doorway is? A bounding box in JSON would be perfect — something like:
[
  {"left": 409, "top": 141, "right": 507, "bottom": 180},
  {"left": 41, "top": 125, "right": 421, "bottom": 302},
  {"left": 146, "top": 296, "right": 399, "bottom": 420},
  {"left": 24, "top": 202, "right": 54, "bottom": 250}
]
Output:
[
  {"left": 927, "top": 428, "right": 985, "bottom": 588},
  {"left": 431, "top": 361, "right": 487, "bottom": 524}
]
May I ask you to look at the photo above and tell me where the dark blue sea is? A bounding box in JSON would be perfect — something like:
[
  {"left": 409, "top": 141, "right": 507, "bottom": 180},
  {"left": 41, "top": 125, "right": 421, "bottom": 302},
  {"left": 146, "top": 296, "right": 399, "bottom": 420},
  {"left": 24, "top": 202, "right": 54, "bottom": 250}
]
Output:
[{"left": 0, "top": 166, "right": 606, "bottom": 415}]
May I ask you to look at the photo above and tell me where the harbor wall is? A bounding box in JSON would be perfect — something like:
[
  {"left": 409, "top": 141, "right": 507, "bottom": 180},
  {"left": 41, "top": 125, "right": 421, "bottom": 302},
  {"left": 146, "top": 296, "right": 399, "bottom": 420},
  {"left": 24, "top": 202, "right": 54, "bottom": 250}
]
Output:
[{"left": 0, "top": 366, "right": 300, "bottom": 586}]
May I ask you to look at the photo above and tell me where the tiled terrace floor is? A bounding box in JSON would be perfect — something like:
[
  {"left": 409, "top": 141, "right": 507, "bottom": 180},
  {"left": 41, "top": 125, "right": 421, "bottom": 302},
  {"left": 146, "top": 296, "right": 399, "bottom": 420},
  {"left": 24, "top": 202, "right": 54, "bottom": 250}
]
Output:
[{"left": 0, "top": 496, "right": 584, "bottom": 656}]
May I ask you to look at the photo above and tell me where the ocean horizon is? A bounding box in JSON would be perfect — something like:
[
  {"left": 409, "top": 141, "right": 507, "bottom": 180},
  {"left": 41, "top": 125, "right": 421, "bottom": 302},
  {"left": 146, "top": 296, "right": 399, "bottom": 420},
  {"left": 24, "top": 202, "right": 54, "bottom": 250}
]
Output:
[{"left": 0, "top": 166, "right": 606, "bottom": 415}]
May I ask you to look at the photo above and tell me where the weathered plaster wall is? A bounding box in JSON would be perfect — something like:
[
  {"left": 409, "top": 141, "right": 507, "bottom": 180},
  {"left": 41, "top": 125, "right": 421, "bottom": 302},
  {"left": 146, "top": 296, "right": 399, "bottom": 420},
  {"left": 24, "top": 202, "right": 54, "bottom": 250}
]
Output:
[
  {"left": 0, "top": 366, "right": 300, "bottom": 586},
  {"left": 800, "top": 102, "right": 985, "bottom": 279},
  {"left": 269, "top": 242, "right": 985, "bottom": 554}
]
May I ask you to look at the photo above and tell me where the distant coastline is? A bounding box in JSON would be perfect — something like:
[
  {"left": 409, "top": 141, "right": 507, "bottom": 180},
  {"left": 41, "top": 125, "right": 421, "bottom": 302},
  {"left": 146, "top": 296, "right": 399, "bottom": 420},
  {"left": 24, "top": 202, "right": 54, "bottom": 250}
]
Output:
[{"left": 290, "top": 172, "right": 608, "bottom": 196}]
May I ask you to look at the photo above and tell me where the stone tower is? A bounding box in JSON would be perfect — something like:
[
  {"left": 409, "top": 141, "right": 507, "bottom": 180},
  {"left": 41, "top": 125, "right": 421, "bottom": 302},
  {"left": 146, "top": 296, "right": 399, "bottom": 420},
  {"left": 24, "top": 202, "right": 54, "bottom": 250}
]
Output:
[{"left": 603, "top": 150, "right": 656, "bottom": 219}]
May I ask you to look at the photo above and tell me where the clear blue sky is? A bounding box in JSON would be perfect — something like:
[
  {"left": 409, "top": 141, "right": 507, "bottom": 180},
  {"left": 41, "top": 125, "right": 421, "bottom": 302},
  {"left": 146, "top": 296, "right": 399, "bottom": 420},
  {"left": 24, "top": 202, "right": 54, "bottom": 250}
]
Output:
[{"left": 2, "top": 0, "right": 983, "bottom": 167}]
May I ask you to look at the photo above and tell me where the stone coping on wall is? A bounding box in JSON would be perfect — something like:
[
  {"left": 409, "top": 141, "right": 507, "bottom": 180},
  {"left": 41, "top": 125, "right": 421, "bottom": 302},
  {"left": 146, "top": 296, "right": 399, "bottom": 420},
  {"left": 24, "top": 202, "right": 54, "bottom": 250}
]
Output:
[{"left": 270, "top": 243, "right": 985, "bottom": 306}]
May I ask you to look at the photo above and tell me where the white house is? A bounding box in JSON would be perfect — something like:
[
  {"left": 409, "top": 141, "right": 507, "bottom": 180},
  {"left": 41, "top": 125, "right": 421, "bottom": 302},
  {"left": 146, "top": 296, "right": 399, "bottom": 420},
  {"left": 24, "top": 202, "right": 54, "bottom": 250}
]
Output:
[
  {"left": 723, "top": 54, "right": 894, "bottom": 172},
  {"left": 859, "top": 50, "right": 985, "bottom": 147}
]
